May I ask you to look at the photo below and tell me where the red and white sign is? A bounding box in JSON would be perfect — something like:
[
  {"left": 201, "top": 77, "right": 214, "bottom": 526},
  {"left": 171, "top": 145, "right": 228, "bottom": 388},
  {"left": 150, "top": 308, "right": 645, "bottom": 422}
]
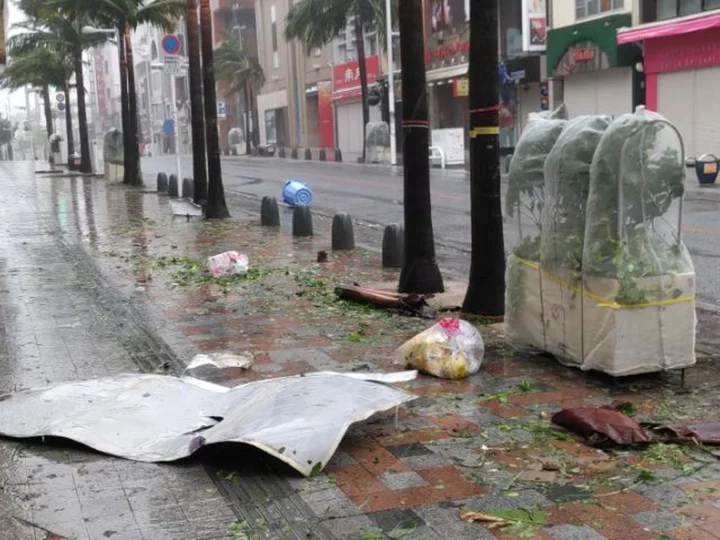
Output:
[
  {"left": 644, "top": 28, "right": 720, "bottom": 75},
  {"left": 332, "top": 55, "right": 380, "bottom": 101},
  {"left": 522, "top": 0, "right": 547, "bottom": 53}
]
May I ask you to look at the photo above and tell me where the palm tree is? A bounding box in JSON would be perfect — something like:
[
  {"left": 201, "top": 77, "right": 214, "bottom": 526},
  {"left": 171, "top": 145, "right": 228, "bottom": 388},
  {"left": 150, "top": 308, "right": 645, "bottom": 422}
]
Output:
[
  {"left": 285, "top": 0, "right": 391, "bottom": 163},
  {"left": 187, "top": 0, "right": 208, "bottom": 206},
  {"left": 13, "top": 1, "right": 110, "bottom": 172},
  {"left": 214, "top": 37, "right": 265, "bottom": 156},
  {"left": 200, "top": 0, "right": 229, "bottom": 218},
  {"left": 462, "top": 0, "right": 505, "bottom": 316},
  {"left": 0, "top": 47, "right": 64, "bottom": 138},
  {"left": 397, "top": 0, "right": 443, "bottom": 294},
  {"left": 89, "top": 0, "right": 186, "bottom": 186}
]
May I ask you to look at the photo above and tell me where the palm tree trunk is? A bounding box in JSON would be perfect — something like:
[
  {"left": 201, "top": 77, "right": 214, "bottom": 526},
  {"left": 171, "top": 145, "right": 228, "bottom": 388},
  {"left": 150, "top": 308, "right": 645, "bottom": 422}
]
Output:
[
  {"left": 187, "top": 0, "right": 208, "bottom": 205},
  {"left": 397, "top": 0, "right": 443, "bottom": 294},
  {"left": 125, "top": 25, "right": 143, "bottom": 186},
  {"left": 119, "top": 30, "right": 131, "bottom": 184},
  {"left": 354, "top": 13, "right": 369, "bottom": 164},
  {"left": 74, "top": 50, "right": 92, "bottom": 173},
  {"left": 200, "top": 0, "right": 229, "bottom": 218},
  {"left": 244, "top": 80, "right": 252, "bottom": 155},
  {"left": 42, "top": 85, "right": 53, "bottom": 138},
  {"left": 64, "top": 85, "right": 75, "bottom": 158},
  {"left": 251, "top": 85, "right": 260, "bottom": 148},
  {"left": 462, "top": 0, "right": 505, "bottom": 316}
]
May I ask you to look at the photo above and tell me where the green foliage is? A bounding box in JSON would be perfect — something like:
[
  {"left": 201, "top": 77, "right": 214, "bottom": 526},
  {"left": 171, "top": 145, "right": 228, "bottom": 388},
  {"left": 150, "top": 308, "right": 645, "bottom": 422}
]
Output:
[
  {"left": 215, "top": 38, "right": 265, "bottom": 97},
  {"left": 0, "top": 118, "right": 15, "bottom": 147}
]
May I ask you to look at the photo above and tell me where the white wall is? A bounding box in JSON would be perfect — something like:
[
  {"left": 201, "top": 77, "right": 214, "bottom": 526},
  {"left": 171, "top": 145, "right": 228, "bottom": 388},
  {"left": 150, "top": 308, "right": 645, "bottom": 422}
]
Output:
[
  {"left": 551, "top": 0, "right": 636, "bottom": 29},
  {"left": 562, "top": 67, "right": 633, "bottom": 119}
]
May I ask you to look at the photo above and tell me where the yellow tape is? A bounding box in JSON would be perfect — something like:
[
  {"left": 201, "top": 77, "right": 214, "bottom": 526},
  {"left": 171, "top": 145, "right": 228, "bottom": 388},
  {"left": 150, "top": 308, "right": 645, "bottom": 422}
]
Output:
[
  {"left": 513, "top": 256, "right": 694, "bottom": 310},
  {"left": 469, "top": 126, "right": 500, "bottom": 137}
]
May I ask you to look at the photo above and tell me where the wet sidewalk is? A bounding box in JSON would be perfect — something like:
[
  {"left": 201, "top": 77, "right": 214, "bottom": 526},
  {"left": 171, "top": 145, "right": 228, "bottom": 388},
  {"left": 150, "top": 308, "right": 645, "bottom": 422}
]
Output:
[{"left": 1, "top": 161, "right": 720, "bottom": 540}]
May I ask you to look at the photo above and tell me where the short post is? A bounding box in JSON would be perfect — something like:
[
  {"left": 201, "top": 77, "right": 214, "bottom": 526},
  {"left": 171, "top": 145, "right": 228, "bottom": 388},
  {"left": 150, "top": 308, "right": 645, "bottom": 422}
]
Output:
[
  {"left": 292, "top": 204, "right": 314, "bottom": 237},
  {"left": 382, "top": 224, "right": 404, "bottom": 268},
  {"left": 335, "top": 148, "right": 343, "bottom": 162},
  {"left": 279, "top": 147, "right": 286, "bottom": 158},
  {"left": 291, "top": 148, "right": 298, "bottom": 160},
  {"left": 304, "top": 148, "right": 312, "bottom": 160},
  {"left": 168, "top": 174, "right": 179, "bottom": 198},
  {"left": 182, "top": 177, "right": 194, "bottom": 199},
  {"left": 332, "top": 213, "right": 355, "bottom": 251},
  {"left": 319, "top": 149, "right": 327, "bottom": 161},
  {"left": 260, "top": 196, "right": 281, "bottom": 226},
  {"left": 157, "top": 172, "right": 168, "bottom": 193}
]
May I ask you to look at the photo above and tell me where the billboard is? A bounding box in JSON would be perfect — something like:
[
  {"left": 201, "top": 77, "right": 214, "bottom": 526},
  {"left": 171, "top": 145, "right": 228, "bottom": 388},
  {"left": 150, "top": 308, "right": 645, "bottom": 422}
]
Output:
[
  {"left": 332, "top": 55, "right": 380, "bottom": 100},
  {"left": 522, "top": 0, "right": 548, "bottom": 52}
]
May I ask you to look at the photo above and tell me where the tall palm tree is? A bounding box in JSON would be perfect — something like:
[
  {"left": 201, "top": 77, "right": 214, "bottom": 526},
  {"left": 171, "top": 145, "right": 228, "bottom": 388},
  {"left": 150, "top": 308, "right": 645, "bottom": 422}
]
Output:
[
  {"left": 214, "top": 37, "right": 265, "bottom": 157},
  {"left": 199, "top": 0, "right": 229, "bottom": 218},
  {"left": 397, "top": 0, "right": 443, "bottom": 294},
  {"left": 89, "top": 0, "right": 186, "bottom": 186},
  {"left": 285, "top": 0, "right": 392, "bottom": 163},
  {"left": 462, "top": 0, "right": 505, "bottom": 316},
  {"left": 187, "top": 0, "right": 208, "bottom": 206}
]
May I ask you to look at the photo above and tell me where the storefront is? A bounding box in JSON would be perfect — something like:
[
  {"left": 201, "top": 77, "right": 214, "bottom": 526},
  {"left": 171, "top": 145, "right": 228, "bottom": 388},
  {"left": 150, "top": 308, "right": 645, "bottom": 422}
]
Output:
[
  {"left": 332, "top": 55, "right": 381, "bottom": 157},
  {"left": 257, "top": 89, "right": 289, "bottom": 147},
  {"left": 547, "top": 13, "right": 642, "bottom": 120},
  {"left": 618, "top": 11, "right": 720, "bottom": 159}
]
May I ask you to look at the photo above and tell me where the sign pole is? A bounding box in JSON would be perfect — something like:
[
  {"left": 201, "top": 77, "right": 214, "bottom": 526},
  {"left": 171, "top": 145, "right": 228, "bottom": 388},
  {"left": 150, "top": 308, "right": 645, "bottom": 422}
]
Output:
[
  {"left": 171, "top": 74, "right": 181, "bottom": 182},
  {"left": 386, "top": 0, "right": 397, "bottom": 166}
]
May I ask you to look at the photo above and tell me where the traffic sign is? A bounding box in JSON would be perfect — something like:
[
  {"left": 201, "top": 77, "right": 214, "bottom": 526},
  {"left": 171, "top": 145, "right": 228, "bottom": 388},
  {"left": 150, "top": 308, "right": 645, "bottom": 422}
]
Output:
[
  {"left": 163, "top": 56, "right": 182, "bottom": 75},
  {"left": 217, "top": 101, "right": 227, "bottom": 120},
  {"left": 57, "top": 102, "right": 66, "bottom": 112},
  {"left": 56, "top": 93, "right": 65, "bottom": 102},
  {"left": 161, "top": 34, "right": 181, "bottom": 55}
]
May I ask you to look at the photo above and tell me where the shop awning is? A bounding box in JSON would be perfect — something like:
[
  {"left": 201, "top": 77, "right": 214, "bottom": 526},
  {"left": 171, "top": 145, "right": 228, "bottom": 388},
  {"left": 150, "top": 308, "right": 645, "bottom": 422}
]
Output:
[
  {"left": 426, "top": 64, "right": 467, "bottom": 83},
  {"left": 617, "top": 11, "right": 720, "bottom": 44},
  {"left": 547, "top": 13, "right": 632, "bottom": 74}
]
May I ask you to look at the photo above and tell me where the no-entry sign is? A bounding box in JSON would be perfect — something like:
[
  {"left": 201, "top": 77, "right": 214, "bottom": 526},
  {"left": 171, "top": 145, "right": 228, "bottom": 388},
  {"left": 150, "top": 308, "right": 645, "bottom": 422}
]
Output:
[{"left": 161, "top": 34, "right": 181, "bottom": 55}]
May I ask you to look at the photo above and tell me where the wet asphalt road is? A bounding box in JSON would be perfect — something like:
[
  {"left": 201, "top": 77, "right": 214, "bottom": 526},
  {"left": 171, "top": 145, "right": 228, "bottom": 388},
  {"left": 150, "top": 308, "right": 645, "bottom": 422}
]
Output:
[{"left": 143, "top": 154, "right": 720, "bottom": 310}]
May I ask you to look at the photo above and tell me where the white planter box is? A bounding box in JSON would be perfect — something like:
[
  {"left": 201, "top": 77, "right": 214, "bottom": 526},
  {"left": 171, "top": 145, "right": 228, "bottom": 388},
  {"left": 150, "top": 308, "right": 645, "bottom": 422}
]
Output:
[{"left": 506, "top": 255, "right": 697, "bottom": 376}]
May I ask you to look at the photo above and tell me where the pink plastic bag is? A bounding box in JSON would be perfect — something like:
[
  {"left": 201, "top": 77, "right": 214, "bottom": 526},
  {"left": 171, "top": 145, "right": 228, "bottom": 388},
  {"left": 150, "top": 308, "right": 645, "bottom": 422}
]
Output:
[{"left": 206, "top": 251, "right": 249, "bottom": 278}]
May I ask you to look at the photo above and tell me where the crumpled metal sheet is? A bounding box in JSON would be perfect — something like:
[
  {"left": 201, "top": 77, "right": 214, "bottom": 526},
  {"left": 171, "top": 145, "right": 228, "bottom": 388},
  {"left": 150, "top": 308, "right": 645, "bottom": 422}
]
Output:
[
  {"left": 654, "top": 422, "right": 720, "bottom": 446},
  {"left": 552, "top": 407, "right": 649, "bottom": 445},
  {"left": 0, "top": 372, "right": 416, "bottom": 476}
]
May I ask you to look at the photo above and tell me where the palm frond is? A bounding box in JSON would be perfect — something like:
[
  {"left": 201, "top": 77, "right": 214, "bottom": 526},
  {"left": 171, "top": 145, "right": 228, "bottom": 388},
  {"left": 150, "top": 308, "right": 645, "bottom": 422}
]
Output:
[
  {"left": 214, "top": 38, "right": 265, "bottom": 97},
  {"left": 284, "top": 0, "right": 357, "bottom": 53}
]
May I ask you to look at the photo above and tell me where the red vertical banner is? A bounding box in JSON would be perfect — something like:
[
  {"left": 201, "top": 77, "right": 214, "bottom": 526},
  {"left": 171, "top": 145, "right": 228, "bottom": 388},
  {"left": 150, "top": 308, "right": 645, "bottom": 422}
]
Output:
[{"left": 318, "top": 80, "right": 334, "bottom": 149}]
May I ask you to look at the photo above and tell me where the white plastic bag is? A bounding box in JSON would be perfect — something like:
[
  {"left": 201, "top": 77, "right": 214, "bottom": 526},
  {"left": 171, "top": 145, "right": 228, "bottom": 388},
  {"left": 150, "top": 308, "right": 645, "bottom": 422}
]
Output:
[
  {"left": 207, "top": 251, "right": 249, "bottom": 278},
  {"left": 395, "top": 318, "right": 485, "bottom": 380}
]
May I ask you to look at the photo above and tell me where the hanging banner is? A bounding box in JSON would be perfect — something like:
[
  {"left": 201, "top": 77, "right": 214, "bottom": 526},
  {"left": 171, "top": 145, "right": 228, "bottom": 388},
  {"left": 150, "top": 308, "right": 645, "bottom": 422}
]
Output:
[
  {"left": 522, "top": 0, "right": 548, "bottom": 52},
  {"left": 317, "top": 80, "right": 334, "bottom": 148}
]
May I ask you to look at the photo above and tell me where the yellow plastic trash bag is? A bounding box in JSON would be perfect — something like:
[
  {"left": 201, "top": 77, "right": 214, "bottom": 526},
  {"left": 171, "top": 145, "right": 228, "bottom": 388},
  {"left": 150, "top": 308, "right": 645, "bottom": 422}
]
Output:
[{"left": 395, "top": 318, "right": 485, "bottom": 380}]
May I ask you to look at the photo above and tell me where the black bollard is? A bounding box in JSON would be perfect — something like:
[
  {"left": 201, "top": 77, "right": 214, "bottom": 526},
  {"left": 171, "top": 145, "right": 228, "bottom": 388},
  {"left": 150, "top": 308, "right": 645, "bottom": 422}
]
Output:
[
  {"left": 382, "top": 224, "right": 404, "bottom": 268},
  {"left": 291, "top": 148, "right": 298, "bottom": 160},
  {"left": 304, "top": 148, "right": 312, "bottom": 160},
  {"left": 279, "top": 147, "right": 286, "bottom": 158},
  {"left": 292, "top": 204, "right": 313, "bottom": 237},
  {"left": 260, "top": 196, "right": 280, "bottom": 227},
  {"left": 319, "top": 149, "right": 327, "bottom": 162},
  {"left": 157, "top": 172, "right": 168, "bottom": 193},
  {"left": 332, "top": 213, "right": 355, "bottom": 251},
  {"left": 335, "top": 148, "right": 343, "bottom": 162},
  {"left": 182, "top": 177, "right": 194, "bottom": 199},
  {"left": 168, "top": 174, "right": 179, "bottom": 198}
]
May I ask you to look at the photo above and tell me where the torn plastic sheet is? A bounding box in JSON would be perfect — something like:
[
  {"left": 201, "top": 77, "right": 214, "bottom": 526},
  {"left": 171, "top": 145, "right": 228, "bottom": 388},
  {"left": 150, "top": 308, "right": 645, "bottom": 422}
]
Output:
[{"left": 0, "top": 372, "right": 416, "bottom": 476}]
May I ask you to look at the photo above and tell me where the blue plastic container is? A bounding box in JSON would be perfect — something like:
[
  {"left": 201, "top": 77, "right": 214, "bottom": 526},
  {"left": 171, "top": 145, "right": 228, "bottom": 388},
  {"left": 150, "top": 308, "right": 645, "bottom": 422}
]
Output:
[{"left": 283, "top": 180, "right": 313, "bottom": 206}]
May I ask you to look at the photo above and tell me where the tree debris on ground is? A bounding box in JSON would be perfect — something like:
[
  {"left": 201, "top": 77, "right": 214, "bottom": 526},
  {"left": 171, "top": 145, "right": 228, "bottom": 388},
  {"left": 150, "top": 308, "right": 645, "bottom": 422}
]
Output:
[{"left": 334, "top": 284, "right": 436, "bottom": 318}]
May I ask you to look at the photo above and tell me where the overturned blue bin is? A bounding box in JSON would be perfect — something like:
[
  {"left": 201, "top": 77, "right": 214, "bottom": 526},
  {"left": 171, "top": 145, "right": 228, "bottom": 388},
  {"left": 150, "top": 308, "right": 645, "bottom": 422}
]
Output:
[{"left": 283, "top": 180, "right": 313, "bottom": 206}]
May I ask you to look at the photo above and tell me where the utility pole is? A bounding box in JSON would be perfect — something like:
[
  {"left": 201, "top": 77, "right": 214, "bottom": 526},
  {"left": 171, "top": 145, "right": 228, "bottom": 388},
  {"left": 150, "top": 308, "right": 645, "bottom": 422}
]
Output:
[{"left": 385, "top": 0, "right": 397, "bottom": 166}]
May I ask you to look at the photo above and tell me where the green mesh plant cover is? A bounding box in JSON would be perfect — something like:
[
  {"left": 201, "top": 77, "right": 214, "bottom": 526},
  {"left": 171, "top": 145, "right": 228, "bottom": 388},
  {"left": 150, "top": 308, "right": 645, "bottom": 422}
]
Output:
[
  {"left": 540, "top": 115, "right": 611, "bottom": 276},
  {"left": 506, "top": 104, "right": 568, "bottom": 261},
  {"left": 103, "top": 129, "right": 124, "bottom": 165},
  {"left": 583, "top": 107, "right": 692, "bottom": 304}
]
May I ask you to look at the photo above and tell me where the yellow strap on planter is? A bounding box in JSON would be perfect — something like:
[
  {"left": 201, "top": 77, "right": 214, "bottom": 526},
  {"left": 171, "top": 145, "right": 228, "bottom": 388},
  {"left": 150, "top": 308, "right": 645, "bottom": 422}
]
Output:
[{"left": 513, "top": 256, "right": 694, "bottom": 310}]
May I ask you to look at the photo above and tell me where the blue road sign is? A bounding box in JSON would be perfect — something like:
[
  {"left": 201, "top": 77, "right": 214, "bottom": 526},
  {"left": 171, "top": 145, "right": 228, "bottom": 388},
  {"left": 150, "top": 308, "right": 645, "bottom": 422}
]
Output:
[{"left": 162, "top": 34, "right": 181, "bottom": 56}]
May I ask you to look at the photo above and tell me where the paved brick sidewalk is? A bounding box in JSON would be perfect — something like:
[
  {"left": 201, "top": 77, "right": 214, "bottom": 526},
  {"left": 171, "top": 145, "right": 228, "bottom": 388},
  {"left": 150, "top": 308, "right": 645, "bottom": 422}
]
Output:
[{"left": 2, "top": 163, "right": 720, "bottom": 540}]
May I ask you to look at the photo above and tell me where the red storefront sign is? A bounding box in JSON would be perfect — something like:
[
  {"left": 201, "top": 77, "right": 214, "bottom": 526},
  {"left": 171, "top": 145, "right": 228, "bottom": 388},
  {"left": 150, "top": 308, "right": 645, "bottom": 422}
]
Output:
[
  {"left": 425, "top": 40, "right": 469, "bottom": 63},
  {"left": 332, "top": 55, "right": 380, "bottom": 101},
  {"left": 317, "top": 80, "right": 334, "bottom": 148},
  {"left": 571, "top": 47, "right": 595, "bottom": 63}
]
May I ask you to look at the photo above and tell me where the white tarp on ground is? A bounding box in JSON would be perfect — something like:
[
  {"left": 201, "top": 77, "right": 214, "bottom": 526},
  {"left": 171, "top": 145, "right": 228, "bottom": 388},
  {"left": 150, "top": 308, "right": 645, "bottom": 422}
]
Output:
[{"left": 0, "top": 372, "right": 416, "bottom": 476}]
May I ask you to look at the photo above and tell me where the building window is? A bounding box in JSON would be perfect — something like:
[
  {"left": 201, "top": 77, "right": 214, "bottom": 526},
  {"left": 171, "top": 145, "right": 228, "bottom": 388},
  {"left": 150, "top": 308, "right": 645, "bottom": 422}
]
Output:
[
  {"left": 270, "top": 5, "right": 279, "bottom": 69},
  {"left": 333, "top": 16, "right": 377, "bottom": 63},
  {"left": 576, "top": 0, "right": 624, "bottom": 20},
  {"left": 649, "top": 0, "right": 720, "bottom": 21}
]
